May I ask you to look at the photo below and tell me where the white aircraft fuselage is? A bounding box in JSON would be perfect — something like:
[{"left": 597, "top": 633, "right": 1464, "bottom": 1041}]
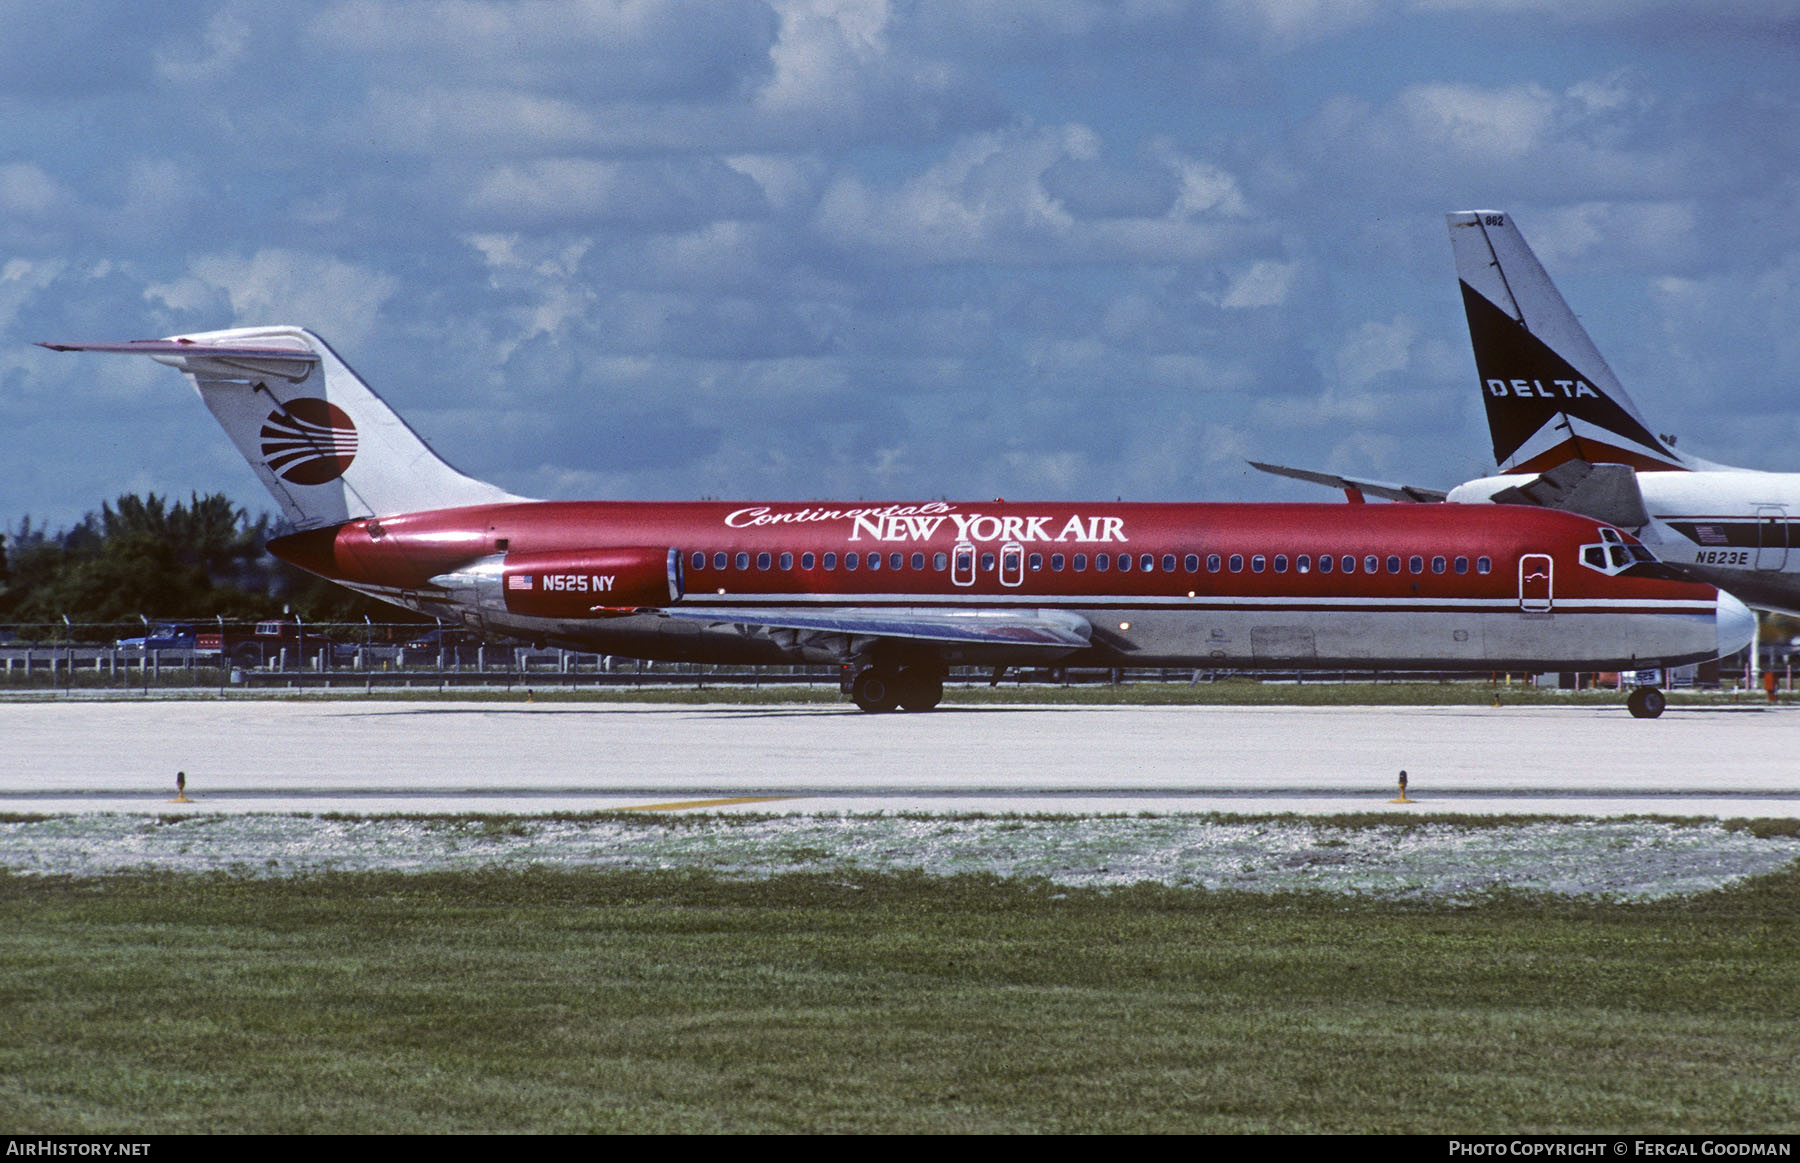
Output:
[{"left": 1439, "top": 210, "right": 1800, "bottom": 616}]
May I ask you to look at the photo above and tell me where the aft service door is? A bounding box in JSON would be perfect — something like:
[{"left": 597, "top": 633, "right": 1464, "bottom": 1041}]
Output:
[
  {"left": 1518, "top": 553, "right": 1553, "bottom": 613},
  {"left": 1756, "top": 505, "right": 1789, "bottom": 571}
]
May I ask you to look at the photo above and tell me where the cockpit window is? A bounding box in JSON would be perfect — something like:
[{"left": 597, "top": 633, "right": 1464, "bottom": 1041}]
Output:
[{"left": 1580, "top": 527, "right": 1657, "bottom": 577}]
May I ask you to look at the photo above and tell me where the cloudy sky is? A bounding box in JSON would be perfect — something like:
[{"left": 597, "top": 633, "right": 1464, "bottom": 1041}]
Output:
[{"left": 5, "top": 0, "right": 1800, "bottom": 530}]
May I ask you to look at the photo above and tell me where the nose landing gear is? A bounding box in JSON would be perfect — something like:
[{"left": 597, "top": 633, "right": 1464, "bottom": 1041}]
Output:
[{"left": 1626, "top": 686, "right": 1666, "bottom": 719}]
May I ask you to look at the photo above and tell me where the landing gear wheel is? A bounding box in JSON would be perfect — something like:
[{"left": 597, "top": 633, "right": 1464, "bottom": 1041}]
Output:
[
  {"left": 896, "top": 667, "right": 943, "bottom": 712},
  {"left": 851, "top": 667, "right": 902, "bottom": 713},
  {"left": 1627, "top": 686, "right": 1666, "bottom": 719}
]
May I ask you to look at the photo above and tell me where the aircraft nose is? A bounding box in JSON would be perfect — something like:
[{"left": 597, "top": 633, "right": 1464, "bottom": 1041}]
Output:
[{"left": 1715, "top": 590, "right": 1755, "bottom": 660}]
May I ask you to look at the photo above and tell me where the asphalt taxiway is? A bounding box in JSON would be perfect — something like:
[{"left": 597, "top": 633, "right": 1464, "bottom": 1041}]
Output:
[{"left": 2, "top": 698, "right": 1795, "bottom": 816}]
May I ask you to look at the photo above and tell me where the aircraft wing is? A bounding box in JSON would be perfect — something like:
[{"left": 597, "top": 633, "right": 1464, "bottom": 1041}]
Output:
[
  {"left": 655, "top": 605, "right": 1094, "bottom": 650},
  {"left": 1248, "top": 461, "right": 1449, "bottom": 503},
  {"left": 1254, "top": 456, "right": 1653, "bottom": 530}
]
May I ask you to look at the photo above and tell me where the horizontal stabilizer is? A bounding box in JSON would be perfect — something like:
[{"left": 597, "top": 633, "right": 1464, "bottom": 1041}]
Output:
[
  {"left": 1248, "top": 461, "right": 1448, "bottom": 503},
  {"left": 40, "top": 339, "right": 319, "bottom": 359},
  {"left": 39, "top": 339, "right": 322, "bottom": 383},
  {"left": 657, "top": 605, "right": 1094, "bottom": 649},
  {"left": 1484, "top": 460, "right": 1651, "bottom": 529}
]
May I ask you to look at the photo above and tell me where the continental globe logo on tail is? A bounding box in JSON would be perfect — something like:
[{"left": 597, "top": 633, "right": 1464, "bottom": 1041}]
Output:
[{"left": 260, "top": 399, "right": 358, "bottom": 485}]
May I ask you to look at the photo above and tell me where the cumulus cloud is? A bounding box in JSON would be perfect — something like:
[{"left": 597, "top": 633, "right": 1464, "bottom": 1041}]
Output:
[
  {"left": 1526, "top": 201, "right": 1700, "bottom": 269},
  {"left": 815, "top": 124, "right": 1254, "bottom": 265},
  {"left": 6, "top": 0, "right": 1800, "bottom": 524},
  {"left": 309, "top": 0, "right": 777, "bottom": 100},
  {"left": 1220, "top": 260, "right": 1297, "bottom": 309},
  {"left": 1299, "top": 72, "right": 1739, "bottom": 201},
  {"left": 154, "top": 7, "right": 252, "bottom": 84},
  {"left": 466, "top": 157, "right": 767, "bottom": 229},
  {"left": 146, "top": 251, "right": 398, "bottom": 347},
  {"left": 0, "top": 163, "right": 66, "bottom": 216},
  {"left": 1309, "top": 82, "right": 1556, "bottom": 170},
  {"left": 1215, "top": 0, "right": 1388, "bottom": 48},
  {"left": 1416, "top": 0, "right": 1800, "bottom": 44}
]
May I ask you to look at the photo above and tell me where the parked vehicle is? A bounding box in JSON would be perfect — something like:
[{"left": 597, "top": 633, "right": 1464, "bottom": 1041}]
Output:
[
  {"left": 198, "top": 620, "right": 356, "bottom": 667},
  {"left": 115, "top": 624, "right": 198, "bottom": 651},
  {"left": 403, "top": 626, "right": 484, "bottom": 664}
]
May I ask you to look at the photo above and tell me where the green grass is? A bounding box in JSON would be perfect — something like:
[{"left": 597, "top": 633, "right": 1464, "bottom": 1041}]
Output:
[{"left": 3, "top": 867, "right": 1798, "bottom": 1133}]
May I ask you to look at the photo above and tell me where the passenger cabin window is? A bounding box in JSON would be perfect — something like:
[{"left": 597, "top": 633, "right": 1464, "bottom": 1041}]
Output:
[
  {"left": 736, "top": 552, "right": 750, "bottom": 570},
  {"left": 1141, "top": 554, "right": 1155, "bottom": 572},
  {"left": 1273, "top": 555, "right": 1287, "bottom": 573},
  {"left": 1052, "top": 553, "right": 1066, "bottom": 571},
  {"left": 845, "top": 552, "right": 858, "bottom": 570},
  {"left": 757, "top": 552, "right": 771, "bottom": 570},
  {"left": 1095, "top": 554, "right": 1109, "bottom": 571},
  {"left": 1318, "top": 555, "right": 1333, "bottom": 574},
  {"left": 780, "top": 552, "right": 793, "bottom": 570},
  {"left": 1297, "top": 555, "right": 1310, "bottom": 574},
  {"left": 933, "top": 552, "right": 947, "bottom": 570},
  {"left": 691, "top": 551, "right": 705, "bottom": 570},
  {"left": 713, "top": 552, "right": 728, "bottom": 570},
  {"left": 867, "top": 552, "right": 880, "bottom": 571},
  {"left": 1431, "top": 556, "right": 1446, "bottom": 574},
  {"left": 1251, "top": 555, "right": 1266, "bottom": 573},
  {"left": 1184, "top": 554, "right": 1199, "bottom": 572},
  {"left": 1364, "top": 556, "right": 1379, "bottom": 574},
  {"left": 1074, "top": 554, "right": 1088, "bottom": 571},
  {"left": 912, "top": 553, "right": 925, "bottom": 570},
  {"left": 823, "top": 552, "right": 837, "bottom": 569},
  {"left": 1385, "top": 555, "right": 1400, "bottom": 574},
  {"left": 1454, "top": 556, "right": 1468, "bottom": 574},
  {"left": 1477, "top": 556, "right": 1492, "bottom": 574},
  {"left": 802, "top": 552, "right": 815, "bottom": 569},
  {"left": 1408, "top": 555, "right": 1423, "bottom": 574},
  {"left": 1228, "top": 554, "right": 1243, "bottom": 572}
]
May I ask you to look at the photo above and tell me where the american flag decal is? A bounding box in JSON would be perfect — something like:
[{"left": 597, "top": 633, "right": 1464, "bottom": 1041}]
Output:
[
  {"left": 1696, "top": 525, "right": 1727, "bottom": 546},
  {"left": 508, "top": 575, "right": 533, "bottom": 590}
]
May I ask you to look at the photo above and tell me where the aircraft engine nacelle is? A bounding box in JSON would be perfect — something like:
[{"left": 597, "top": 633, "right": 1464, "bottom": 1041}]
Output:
[
  {"left": 428, "top": 547, "right": 683, "bottom": 620},
  {"left": 500, "top": 547, "right": 684, "bottom": 617}
]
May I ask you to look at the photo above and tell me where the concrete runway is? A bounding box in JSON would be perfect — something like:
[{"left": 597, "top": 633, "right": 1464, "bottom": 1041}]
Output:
[{"left": 3, "top": 698, "right": 1797, "bottom": 816}]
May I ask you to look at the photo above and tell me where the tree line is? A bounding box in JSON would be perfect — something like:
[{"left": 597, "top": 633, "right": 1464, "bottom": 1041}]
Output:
[{"left": 0, "top": 492, "right": 410, "bottom": 627}]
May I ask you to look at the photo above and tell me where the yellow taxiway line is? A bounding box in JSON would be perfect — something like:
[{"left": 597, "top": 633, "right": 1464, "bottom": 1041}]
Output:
[{"left": 615, "top": 796, "right": 796, "bottom": 812}]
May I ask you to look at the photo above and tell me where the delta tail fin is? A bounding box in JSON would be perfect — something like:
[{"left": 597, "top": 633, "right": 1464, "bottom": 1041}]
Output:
[
  {"left": 1447, "top": 210, "right": 1695, "bottom": 474},
  {"left": 41, "top": 326, "right": 530, "bottom": 530}
]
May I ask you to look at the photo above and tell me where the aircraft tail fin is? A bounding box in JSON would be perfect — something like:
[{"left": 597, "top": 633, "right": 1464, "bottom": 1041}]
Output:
[
  {"left": 42, "top": 326, "right": 529, "bottom": 530},
  {"left": 1446, "top": 210, "right": 1692, "bottom": 474}
]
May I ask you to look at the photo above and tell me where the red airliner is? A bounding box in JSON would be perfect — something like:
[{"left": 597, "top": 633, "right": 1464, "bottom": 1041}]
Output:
[{"left": 42, "top": 327, "right": 1752, "bottom": 717}]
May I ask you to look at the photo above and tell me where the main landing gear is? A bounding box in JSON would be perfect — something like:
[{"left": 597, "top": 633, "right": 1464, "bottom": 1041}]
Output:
[
  {"left": 848, "top": 665, "right": 945, "bottom": 713},
  {"left": 1626, "top": 686, "right": 1667, "bottom": 719}
]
